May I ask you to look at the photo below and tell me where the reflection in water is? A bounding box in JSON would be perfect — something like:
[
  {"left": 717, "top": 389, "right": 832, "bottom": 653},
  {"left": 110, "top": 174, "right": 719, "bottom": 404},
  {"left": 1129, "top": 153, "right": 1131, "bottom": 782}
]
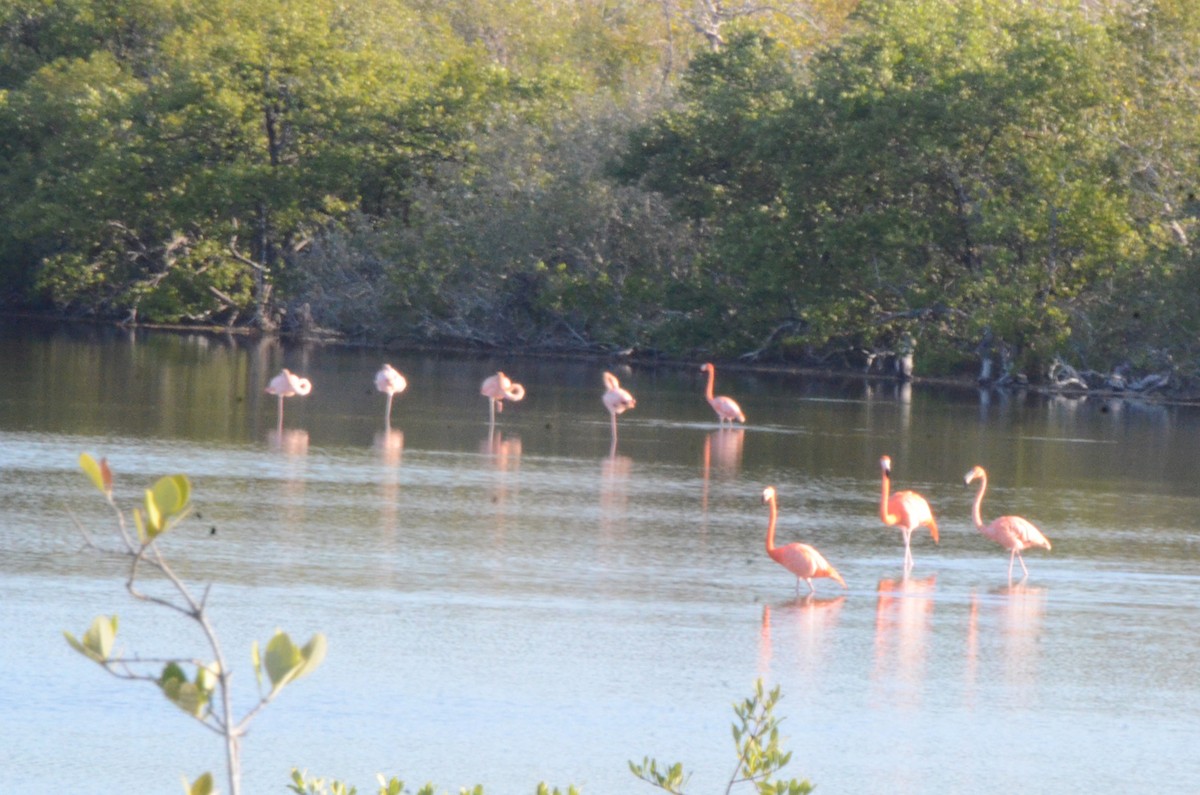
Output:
[
  {"left": 268, "top": 428, "right": 310, "bottom": 456},
  {"left": 374, "top": 429, "right": 405, "bottom": 466},
  {"left": 759, "top": 596, "right": 846, "bottom": 679},
  {"left": 600, "top": 452, "right": 633, "bottom": 535},
  {"left": 374, "top": 429, "right": 404, "bottom": 533},
  {"left": 482, "top": 430, "right": 522, "bottom": 521},
  {"left": 872, "top": 574, "right": 937, "bottom": 709},
  {"left": 268, "top": 428, "right": 309, "bottom": 529},
  {"left": 481, "top": 429, "right": 522, "bottom": 470},
  {"left": 966, "top": 583, "right": 1048, "bottom": 708},
  {"left": 701, "top": 428, "right": 745, "bottom": 511}
]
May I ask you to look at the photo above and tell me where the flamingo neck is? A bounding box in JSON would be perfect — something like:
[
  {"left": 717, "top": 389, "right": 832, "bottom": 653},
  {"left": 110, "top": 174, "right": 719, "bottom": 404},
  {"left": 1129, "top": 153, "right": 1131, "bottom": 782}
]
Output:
[
  {"left": 879, "top": 469, "right": 893, "bottom": 524},
  {"left": 971, "top": 474, "right": 987, "bottom": 529},
  {"left": 705, "top": 367, "right": 715, "bottom": 401},
  {"left": 765, "top": 497, "right": 778, "bottom": 553}
]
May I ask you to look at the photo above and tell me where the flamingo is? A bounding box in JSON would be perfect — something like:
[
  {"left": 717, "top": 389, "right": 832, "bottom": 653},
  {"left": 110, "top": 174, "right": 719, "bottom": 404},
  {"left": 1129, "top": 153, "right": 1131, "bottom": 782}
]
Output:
[
  {"left": 700, "top": 362, "right": 746, "bottom": 425},
  {"left": 964, "top": 465, "right": 1052, "bottom": 580},
  {"left": 602, "top": 371, "right": 636, "bottom": 442},
  {"left": 879, "top": 455, "right": 940, "bottom": 571},
  {"left": 265, "top": 368, "right": 312, "bottom": 428},
  {"left": 480, "top": 371, "right": 525, "bottom": 424},
  {"left": 762, "top": 486, "right": 846, "bottom": 595},
  {"left": 374, "top": 363, "right": 408, "bottom": 425}
]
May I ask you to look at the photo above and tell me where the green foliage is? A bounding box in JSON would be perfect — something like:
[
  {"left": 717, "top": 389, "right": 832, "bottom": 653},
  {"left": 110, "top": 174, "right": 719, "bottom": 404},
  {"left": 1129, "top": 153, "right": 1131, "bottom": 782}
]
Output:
[
  {"left": 65, "top": 454, "right": 327, "bottom": 795},
  {"left": 630, "top": 679, "right": 813, "bottom": 795},
  {"left": 183, "top": 771, "right": 216, "bottom": 795}
]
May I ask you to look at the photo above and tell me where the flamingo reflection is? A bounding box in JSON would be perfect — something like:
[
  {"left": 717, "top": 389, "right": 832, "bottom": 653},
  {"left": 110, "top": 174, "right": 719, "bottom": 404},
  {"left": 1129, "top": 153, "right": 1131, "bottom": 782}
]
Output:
[
  {"left": 872, "top": 574, "right": 937, "bottom": 708},
  {"left": 374, "top": 428, "right": 405, "bottom": 466},
  {"left": 600, "top": 450, "right": 633, "bottom": 535},
  {"left": 759, "top": 596, "right": 846, "bottom": 678},
  {"left": 268, "top": 428, "right": 310, "bottom": 456},
  {"left": 965, "top": 582, "right": 1048, "bottom": 706},
  {"left": 481, "top": 428, "right": 523, "bottom": 470},
  {"left": 701, "top": 428, "right": 745, "bottom": 510}
]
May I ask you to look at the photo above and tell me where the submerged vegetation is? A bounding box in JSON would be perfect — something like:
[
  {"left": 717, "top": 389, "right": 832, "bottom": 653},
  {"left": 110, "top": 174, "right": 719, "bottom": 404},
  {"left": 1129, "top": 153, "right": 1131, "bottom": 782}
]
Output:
[{"left": 2, "top": 0, "right": 1198, "bottom": 387}]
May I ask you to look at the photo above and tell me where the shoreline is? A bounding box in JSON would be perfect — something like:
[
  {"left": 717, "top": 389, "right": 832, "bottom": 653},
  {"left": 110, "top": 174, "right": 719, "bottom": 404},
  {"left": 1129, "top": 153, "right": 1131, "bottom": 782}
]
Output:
[{"left": 4, "top": 309, "right": 1198, "bottom": 406}]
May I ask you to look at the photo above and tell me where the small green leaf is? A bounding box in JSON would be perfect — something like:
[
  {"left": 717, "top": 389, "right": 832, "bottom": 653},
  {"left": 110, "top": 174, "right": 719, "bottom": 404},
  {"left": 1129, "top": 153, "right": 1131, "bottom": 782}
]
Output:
[
  {"left": 67, "top": 615, "right": 119, "bottom": 663},
  {"left": 152, "top": 474, "right": 190, "bottom": 517},
  {"left": 182, "top": 772, "right": 214, "bottom": 795},
  {"left": 79, "top": 453, "right": 113, "bottom": 496},
  {"left": 263, "top": 630, "right": 327, "bottom": 693},
  {"left": 144, "top": 488, "right": 164, "bottom": 537}
]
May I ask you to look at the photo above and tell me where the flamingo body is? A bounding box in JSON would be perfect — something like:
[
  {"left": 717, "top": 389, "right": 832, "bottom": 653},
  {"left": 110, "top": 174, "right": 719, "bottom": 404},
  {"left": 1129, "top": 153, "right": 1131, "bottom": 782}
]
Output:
[
  {"left": 879, "top": 455, "right": 940, "bottom": 570},
  {"left": 700, "top": 363, "right": 745, "bottom": 425},
  {"left": 965, "top": 465, "right": 1051, "bottom": 579},
  {"left": 762, "top": 486, "right": 846, "bottom": 594},
  {"left": 481, "top": 371, "right": 525, "bottom": 423},
  {"left": 602, "top": 371, "right": 636, "bottom": 439},
  {"left": 265, "top": 368, "right": 312, "bottom": 427},
  {"left": 375, "top": 363, "right": 408, "bottom": 424}
]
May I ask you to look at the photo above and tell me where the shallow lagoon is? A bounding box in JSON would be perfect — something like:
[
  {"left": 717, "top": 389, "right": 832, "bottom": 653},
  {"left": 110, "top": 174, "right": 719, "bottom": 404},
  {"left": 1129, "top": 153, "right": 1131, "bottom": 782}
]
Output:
[{"left": 1, "top": 321, "right": 1199, "bottom": 793}]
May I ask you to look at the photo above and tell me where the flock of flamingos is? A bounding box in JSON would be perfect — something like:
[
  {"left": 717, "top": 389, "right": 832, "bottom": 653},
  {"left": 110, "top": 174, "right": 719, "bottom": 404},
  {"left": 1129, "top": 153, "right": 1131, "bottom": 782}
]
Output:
[{"left": 264, "top": 360, "right": 1053, "bottom": 593}]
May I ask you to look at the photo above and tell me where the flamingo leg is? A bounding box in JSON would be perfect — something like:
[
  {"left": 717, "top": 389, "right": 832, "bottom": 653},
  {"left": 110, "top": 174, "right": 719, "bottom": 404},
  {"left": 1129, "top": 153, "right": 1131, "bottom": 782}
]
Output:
[
  {"left": 489, "top": 398, "right": 496, "bottom": 426},
  {"left": 902, "top": 528, "right": 914, "bottom": 571},
  {"left": 277, "top": 395, "right": 285, "bottom": 430},
  {"left": 385, "top": 393, "right": 394, "bottom": 426},
  {"left": 1016, "top": 550, "right": 1029, "bottom": 578}
]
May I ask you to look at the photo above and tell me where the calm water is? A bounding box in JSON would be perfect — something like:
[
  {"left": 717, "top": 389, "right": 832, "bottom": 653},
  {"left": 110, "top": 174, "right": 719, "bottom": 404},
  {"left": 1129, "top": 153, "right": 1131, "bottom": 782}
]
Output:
[{"left": 1, "top": 320, "right": 1199, "bottom": 794}]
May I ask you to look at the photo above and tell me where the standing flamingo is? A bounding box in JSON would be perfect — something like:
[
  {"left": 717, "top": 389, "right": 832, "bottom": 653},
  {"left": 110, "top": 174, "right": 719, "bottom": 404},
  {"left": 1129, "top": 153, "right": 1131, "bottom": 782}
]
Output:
[
  {"left": 700, "top": 362, "right": 746, "bottom": 425},
  {"left": 602, "top": 371, "right": 636, "bottom": 443},
  {"left": 480, "top": 371, "right": 525, "bottom": 424},
  {"left": 964, "top": 465, "right": 1051, "bottom": 580},
  {"left": 762, "top": 486, "right": 846, "bottom": 595},
  {"left": 375, "top": 363, "right": 408, "bottom": 425},
  {"left": 879, "top": 455, "right": 940, "bottom": 570},
  {"left": 265, "top": 368, "right": 312, "bottom": 428}
]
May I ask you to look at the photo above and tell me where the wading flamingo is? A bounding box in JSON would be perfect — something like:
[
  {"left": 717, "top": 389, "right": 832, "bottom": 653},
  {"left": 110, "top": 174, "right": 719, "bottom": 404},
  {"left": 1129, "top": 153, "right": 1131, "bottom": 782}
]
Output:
[
  {"left": 879, "top": 455, "right": 940, "bottom": 571},
  {"left": 374, "top": 363, "right": 408, "bottom": 425},
  {"left": 964, "top": 465, "right": 1051, "bottom": 580},
  {"left": 700, "top": 362, "right": 746, "bottom": 425},
  {"left": 762, "top": 486, "right": 846, "bottom": 595},
  {"left": 265, "top": 368, "right": 312, "bottom": 428},
  {"left": 480, "top": 371, "right": 525, "bottom": 424},
  {"left": 602, "top": 371, "right": 636, "bottom": 442}
]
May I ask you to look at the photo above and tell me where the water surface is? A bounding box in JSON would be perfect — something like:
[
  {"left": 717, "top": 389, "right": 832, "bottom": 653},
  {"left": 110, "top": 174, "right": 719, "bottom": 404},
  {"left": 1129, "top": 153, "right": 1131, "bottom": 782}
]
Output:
[{"left": 1, "top": 320, "right": 1199, "bottom": 794}]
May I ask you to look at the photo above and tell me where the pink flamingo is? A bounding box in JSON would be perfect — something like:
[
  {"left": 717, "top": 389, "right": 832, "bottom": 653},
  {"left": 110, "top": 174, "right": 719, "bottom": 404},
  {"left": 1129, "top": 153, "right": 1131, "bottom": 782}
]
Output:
[
  {"left": 265, "top": 368, "right": 312, "bottom": 428},
  {"left": 602, "top": 371, "right": 636, "bottom": 441},
  {"left": 964, "top": 465, "right": 1051, "bottom": 580},
  {"left": 700, "top": 362, "right": 745, "bottom": 425},
  {"left": 480, "top": 371, "right": 525, "bottom": 424},
  {"left": 879, "top": 455, "right": 940, "bottom": 570},
  {"left": 374, "top": 363, "right": 408, "bottom": 424},
  {"left": 762, "top": 486, "right": 846, "bottom": 595}
]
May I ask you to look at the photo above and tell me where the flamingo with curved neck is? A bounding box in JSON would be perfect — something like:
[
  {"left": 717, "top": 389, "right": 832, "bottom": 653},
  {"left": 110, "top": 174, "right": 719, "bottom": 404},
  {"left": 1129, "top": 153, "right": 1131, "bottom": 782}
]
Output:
[
  {"left": 265, "top": 368, "right": 312, "bottom": 429},
  {"left": 602, "top": 371, "right": 636, "bottom": 443},
  {"left": 481, "top": 371, "right": 526, "bottom": 424},
  {"left": 375, "top": 363, "right": 408, "bottom": 425},
  {"left": 965, "top": 465, "right": 1051, "bottom": 580},
  {"left": 762, "top": 486, "right": 846, "bottom": 595},
  {"left": 700, "top": 363, "right": 745, "bottom": 425},
  {"left": 879, "top": 455, "right": 940, "bottom": 571}
]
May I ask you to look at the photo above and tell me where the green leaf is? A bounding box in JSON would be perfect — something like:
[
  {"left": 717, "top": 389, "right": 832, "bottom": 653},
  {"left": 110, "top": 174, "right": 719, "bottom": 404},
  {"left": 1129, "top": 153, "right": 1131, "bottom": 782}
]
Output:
[
  {"left": 159, "top": 662, "right": 214, "bottom": 717},
  {"left": 152, "top": 474, "right": 191, "bottom": 517},
  {"left": 144, "top": 488, "right": 164, "bottom": 537},
  {"left": 182, "top": 772, "right": 214, "bottom": 795},
  {"left": 79, "top": 453, "right": 113, "bottom": 496},
  {"left": 65, "top": 614, "right": 119, "bottom": 663},
  {"left": 263, "top": 630, "right": 327, "bottom": 693}
]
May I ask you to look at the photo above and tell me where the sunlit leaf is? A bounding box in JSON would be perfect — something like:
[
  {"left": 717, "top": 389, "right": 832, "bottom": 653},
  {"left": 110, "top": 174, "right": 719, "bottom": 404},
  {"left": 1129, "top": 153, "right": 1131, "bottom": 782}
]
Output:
[
  {"left": 182, "top": 771, "right": 214, "bottom": 795},
  {"left": 67, "top": 614, "right": 119, "bottom": 663},
  {"left": 144, "top": 488, "right": 163, "bottom": 537},
  {"left": 79, "top": 453, "right": 113, "bottom": 496},
  {"left": 152, "top": 474, "right": 190, "bottom": 517},
  {"left": 263, "top": 630, "right": 327, "bottom": 693}
]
